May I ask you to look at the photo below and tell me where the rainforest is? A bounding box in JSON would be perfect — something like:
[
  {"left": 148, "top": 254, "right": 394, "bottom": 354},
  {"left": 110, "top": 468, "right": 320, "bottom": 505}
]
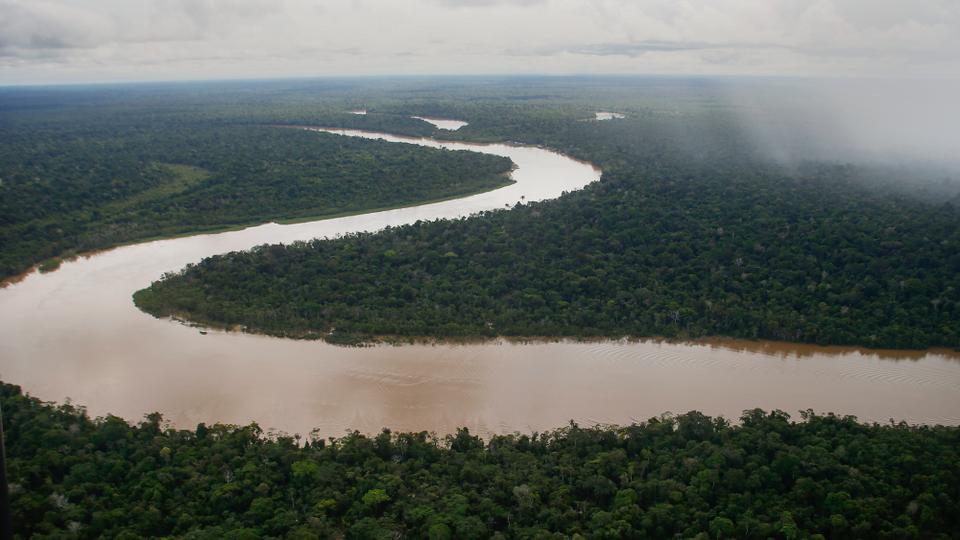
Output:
[
  {"left": 4, "top": 382, "right": 959, "bottom": 539},
  {"left": 0, "top": 101, "right": 513, "bottom": 280},
  {"left": 5, "top": 0, "right": 960, "bottom": 537},
  {"left": 116, "top": 81, "right": 960, "bottom": 350},
  {"left": 2, "top": 76, "right": 960, "bottom": 539}
]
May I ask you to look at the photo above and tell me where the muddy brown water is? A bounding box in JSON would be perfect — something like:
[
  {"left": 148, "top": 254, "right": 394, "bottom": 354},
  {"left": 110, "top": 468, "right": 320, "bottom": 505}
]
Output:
[{"left": 1, "top": 128, "right": 958, "bottom": 438}]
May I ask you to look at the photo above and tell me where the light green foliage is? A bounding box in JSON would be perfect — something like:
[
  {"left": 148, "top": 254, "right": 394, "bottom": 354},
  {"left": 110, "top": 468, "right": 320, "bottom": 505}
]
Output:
[
  {"left": 362, "top": 489, "right": 391, "bottom": 507},
  {"left": 292, "top": 459, "right": 321, "bottom": 482}
]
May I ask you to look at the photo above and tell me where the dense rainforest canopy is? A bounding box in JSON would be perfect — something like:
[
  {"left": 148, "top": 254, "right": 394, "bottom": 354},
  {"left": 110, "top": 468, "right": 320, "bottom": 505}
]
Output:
[
  {"left": 135, "top": 158, "right": 960, "bottom": 349},
  {"left": 0, "top": 93, "right": 512, "bottom": 280},
  {"left": 4, "top": 382, "right": 959, "bottom": 539},
  {"left": 109, "top": 80, "right": 960, "bottom": 350},
  {"left": 4, "top": 78, "right": 960, "bottom": 539}
]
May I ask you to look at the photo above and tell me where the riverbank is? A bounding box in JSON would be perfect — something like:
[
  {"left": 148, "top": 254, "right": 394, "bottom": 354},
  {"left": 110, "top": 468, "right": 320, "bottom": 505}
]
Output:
[
  {"left": 2, "top": 165, "right": 515, "bottom": 289},
  {"left": 0, "top": 124, "right": 514, "bottom": 284},
  {"left": 134, "top": 309, "right": 960, "bottom": 360},
  {"left": 7, "top": 380, "right": 958, "bottom": 538},
  {"left": 3, "top": 126, "right": 957, "bottom": 439}
]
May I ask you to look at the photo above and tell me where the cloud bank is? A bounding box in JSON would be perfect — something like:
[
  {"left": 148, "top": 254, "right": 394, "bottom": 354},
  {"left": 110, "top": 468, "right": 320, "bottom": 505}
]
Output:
[{"left": 0, "top": 0, "right": 958, "bottom": 84}]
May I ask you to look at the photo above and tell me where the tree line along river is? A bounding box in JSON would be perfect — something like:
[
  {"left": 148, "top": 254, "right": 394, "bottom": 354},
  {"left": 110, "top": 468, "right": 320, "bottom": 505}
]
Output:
[{"left": 1, "top": 127, "right": 958, "bottom": 438}]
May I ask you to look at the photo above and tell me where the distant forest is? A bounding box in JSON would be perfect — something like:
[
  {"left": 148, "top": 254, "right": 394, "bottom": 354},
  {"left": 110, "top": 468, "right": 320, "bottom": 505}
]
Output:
[
  {"left": 4, "top": 78, "right": 960, "bottom": 539},
  {"left": 4, "top": 382, "right": 958, "bottom": 538},
  {"left": 84, "top": 78, "right": 960, "bottom": 350},
  {"left": 0, "top": 95, "right": 512, "bottom": 280}
]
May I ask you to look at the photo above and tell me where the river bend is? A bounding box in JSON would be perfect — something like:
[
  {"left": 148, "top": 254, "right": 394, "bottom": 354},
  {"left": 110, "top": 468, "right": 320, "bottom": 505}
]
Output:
[{"left": 1, "top": 128, "right": 958, "bottom": 437}]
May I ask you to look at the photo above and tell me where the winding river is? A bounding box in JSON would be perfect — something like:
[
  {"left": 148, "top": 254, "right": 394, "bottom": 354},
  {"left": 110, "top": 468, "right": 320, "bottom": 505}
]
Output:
[{"left": 1, "top": 128, "right": 958, "bottom": 438}]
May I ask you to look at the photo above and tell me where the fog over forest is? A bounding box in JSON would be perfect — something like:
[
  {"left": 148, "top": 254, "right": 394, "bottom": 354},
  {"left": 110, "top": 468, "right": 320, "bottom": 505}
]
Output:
[{"left": 710, "top": 78, "right": 960, "bottom": 172}]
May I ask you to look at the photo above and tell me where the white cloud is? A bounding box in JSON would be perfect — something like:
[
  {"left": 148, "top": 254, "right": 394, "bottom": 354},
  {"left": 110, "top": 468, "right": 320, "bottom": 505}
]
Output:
[{"left": 0, "top": 0, "right": 957, "bottom": 84}]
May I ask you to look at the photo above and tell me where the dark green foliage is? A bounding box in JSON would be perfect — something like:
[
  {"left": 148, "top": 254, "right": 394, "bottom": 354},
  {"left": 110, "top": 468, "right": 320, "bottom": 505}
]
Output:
[
  {"left": 136, "top": 158, "right": 960, "bottom": 349},
  {"left": 5, "top": 78, "right": 960, "bottom": 349},
  {"left": 0, "top": 104, "right": 511, "bottom": 280},
  {"left": 3, "top": 382, "right": 958, "bottom": 538}
]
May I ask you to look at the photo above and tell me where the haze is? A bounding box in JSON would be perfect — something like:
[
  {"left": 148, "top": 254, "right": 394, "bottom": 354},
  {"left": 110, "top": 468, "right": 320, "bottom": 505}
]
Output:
[
  {"left": 1, "top": 1, "right": 958, "bottom": 169},
  {"left": 1, "top": 0, "right": 958, "bottom": 84}
]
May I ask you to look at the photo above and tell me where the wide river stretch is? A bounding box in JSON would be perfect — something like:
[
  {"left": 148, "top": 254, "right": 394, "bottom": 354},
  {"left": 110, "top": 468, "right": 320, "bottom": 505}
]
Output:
[{"left": 2, "top": 128, "right": 959, "bottom": 438}]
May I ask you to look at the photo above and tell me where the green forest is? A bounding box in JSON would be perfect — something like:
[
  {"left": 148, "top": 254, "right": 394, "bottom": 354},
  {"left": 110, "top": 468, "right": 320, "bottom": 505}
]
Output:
[
  {"left": 119, "top": 81, "right": 960, "bottom": 350},
  {"left": 135, "top": 159, "right": 960, "bottom": 349},
  {"left": 4, "top": 78, "right": 960, "bottom": 539},
  {"left": 4, "top": 382, "right": 958, "bottom": 539},
  {"left": 0, "top": 97, "right": 512, "bottom": 280}
]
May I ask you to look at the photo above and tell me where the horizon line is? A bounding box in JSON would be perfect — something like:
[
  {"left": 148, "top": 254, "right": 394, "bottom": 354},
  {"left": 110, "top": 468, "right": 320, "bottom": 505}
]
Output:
[{"left": 3, "top": 72, "right": 949, "bottom": 90}]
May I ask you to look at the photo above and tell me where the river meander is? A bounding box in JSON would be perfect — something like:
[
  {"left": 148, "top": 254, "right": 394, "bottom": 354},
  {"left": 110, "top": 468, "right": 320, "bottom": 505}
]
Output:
[{"left": 1, "top": 128, "right": 958, "bottom": 437}]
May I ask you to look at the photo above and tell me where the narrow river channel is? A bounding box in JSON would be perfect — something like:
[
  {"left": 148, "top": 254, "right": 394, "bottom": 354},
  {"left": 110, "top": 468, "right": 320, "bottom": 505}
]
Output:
[{"left": 1, "top": 128, "right": 958, "bottom": 438}]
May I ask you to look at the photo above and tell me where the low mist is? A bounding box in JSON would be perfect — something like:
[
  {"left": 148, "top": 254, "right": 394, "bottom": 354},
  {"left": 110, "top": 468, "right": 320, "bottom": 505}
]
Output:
[{"left": 718, "top": 77, "right": 960, "bottom": 173}]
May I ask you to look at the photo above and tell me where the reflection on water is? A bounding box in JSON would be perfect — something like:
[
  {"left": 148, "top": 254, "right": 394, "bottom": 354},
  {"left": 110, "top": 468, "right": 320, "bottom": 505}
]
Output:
[
  {"left": 595, "top": 111, "right": 626, "bottom": 120},
  {"left": 1, "top": 128, "right": 958, "bottom": 438},
  {"left": 698, "top": 337, "right": 960, "bottom": 361}
]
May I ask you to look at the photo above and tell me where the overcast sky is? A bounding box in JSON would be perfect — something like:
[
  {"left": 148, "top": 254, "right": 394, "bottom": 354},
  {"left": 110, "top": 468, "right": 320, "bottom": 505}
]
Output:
[{"left": 1, "top": 0, "right": 958, "bottom": 85}]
